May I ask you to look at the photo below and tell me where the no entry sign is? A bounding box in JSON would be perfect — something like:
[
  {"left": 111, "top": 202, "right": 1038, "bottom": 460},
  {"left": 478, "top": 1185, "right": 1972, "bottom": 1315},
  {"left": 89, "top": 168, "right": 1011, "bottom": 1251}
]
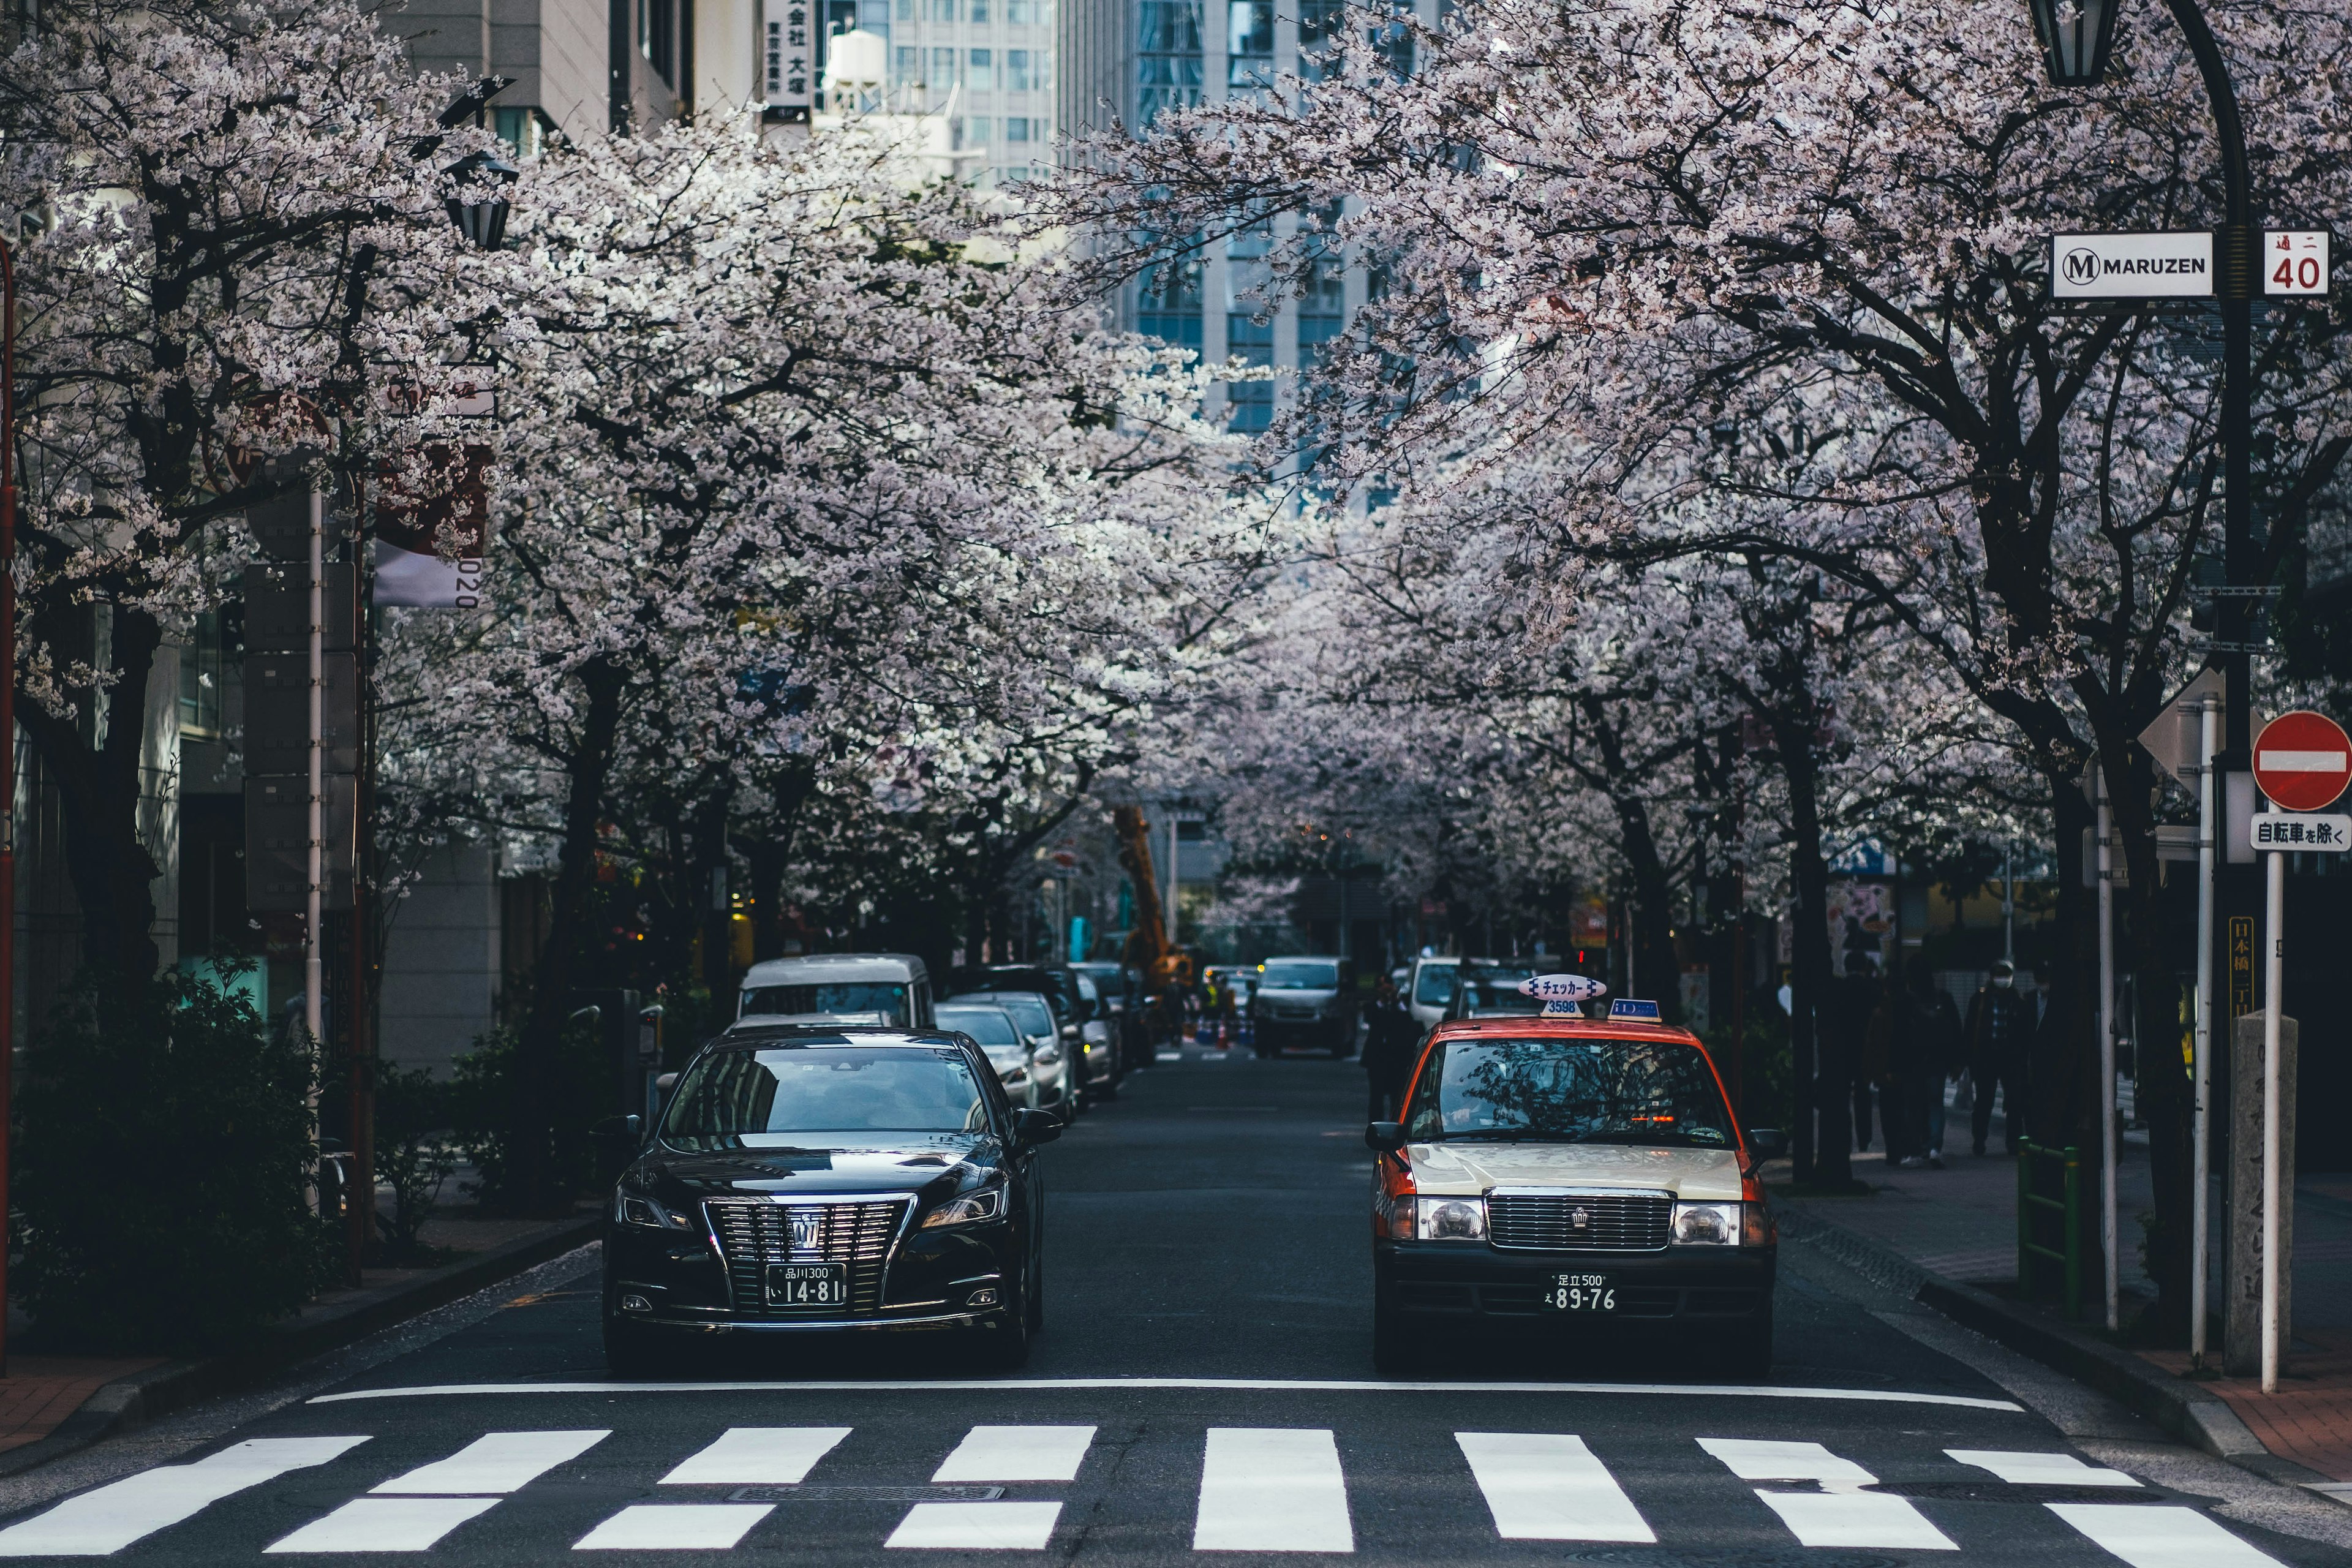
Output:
[{"left": 2254, "top": 710, "right": 2352, "bottom": 811}]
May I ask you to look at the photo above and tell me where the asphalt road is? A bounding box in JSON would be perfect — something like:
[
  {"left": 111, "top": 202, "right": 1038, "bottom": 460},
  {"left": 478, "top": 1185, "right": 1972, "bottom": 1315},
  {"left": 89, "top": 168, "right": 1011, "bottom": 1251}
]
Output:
[{"left": 5, "top": 1045, "right": 2352, "bottom": 1565}]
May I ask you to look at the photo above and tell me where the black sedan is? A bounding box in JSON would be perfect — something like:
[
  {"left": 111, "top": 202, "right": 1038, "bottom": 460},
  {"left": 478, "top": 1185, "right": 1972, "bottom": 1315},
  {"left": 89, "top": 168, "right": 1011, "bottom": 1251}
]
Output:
[{"left": 601, "top": 1023, "right": 1060, "bottom": 1376}]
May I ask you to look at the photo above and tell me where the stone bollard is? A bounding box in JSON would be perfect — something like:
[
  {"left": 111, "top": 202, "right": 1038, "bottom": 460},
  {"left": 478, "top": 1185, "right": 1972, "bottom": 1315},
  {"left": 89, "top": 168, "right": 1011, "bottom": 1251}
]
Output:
[{"left": 2226, "top": 1011, "right": 2297, "bottom": 1378}]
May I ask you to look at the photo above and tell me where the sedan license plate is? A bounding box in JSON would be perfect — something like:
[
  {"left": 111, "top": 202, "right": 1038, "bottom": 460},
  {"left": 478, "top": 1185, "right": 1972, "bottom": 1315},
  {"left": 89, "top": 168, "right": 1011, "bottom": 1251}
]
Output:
[
  {"left": 1544, "top": 1273, "right": 1615, "bottom": 1312},
  {"left": 764, "top": 1262, "right": 848, "bottom": 1309}
]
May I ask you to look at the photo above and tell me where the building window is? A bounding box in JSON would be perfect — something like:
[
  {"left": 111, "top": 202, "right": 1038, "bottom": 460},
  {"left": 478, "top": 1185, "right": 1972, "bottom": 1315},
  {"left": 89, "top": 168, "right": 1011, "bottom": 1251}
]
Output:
[
  {"left": 963, "top": 116, "right": 990, "bottom": 145},
  {"left": 1005, "top": 116, "right": 1030, "bottom": 141},
  {"left": 1228, "top": 0, "right": 1272, "bottom": 89},
  {"left": 1298, "top": 0, "right": 1342, "bottom": 78},
  {"left": 931, "top": 45, "right": 958, "bottom": 86},
  {"left": 1137, "top": 243, "right": 1204, "bottom": 351},
  {"left": 1008, "top": 0, "right": 1027, "bottom": 21},
  {"left": 640, "top": 0, "right": 676, "bottom": 85},
  {"left": 1005, "top": 47, "right": 1030, "bottom": 91},
  {"left": 1136, "top": 0, "right": 1200, "bottom": 126},
  {"left": 895, "top": 43, "right": 918, "bottom": 80},
  {"left": 895, "top": 0, "right": 911, "bottom": 19},
  {"left": 179, "top": 609, "right": 228, "bottom": 738},
  {"left": 492, "top": 106, "right": 547, "bottom": 159},
  {"left": 971, "top": 0, "right": 989, "bottom": 21},
  {"left": 927, "top": 0, "right": 954, "bottom": 21},
  {"left": 971, "top": 47, "right": 993, "bottom": 88}
]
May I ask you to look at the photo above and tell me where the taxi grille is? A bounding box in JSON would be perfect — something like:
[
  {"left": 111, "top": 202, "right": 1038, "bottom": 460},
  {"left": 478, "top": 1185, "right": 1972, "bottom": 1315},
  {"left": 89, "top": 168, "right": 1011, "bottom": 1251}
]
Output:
[
  {"left": 704, "top": 1197, "right": 908, "bottom": 1316},
  {"left": 1488, "top": 1193, "right": 1670, "bottom": 1251}
]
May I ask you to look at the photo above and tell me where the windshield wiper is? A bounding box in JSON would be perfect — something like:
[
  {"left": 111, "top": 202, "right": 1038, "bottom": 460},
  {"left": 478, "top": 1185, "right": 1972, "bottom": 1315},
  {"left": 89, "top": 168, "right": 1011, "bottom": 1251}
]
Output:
[{"left": 1433, "top": 1129, "right": 1583, "bottom": 1143}]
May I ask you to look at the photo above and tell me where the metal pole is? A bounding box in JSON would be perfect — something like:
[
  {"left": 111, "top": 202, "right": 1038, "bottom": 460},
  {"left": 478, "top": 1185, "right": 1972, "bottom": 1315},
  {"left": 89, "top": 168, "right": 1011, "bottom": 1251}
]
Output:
[
  {"left": 2193, "top": 695, "right": 2218, "bottom": 1365},
  {"left": 346, "top": 519, "right": 371, "bottom": 1284},
  {"left": 2261, "top": 835, "right": 2283, "bottom": 1393},
  {"left": 1164, "top": 812, "right": 1179, "bottom": 954},
  {"left": 2097, "top": 770, "right": 2118, "bottom": 1331},
  {"left": 304, "top": 484, "right": 324, "bottom": 1107},
  {"left": 2002, "top": 842, "right": 2015, "bottom": 965},
  {"left": 0, "top": 234, "right": 18, "bottom": 1381}
]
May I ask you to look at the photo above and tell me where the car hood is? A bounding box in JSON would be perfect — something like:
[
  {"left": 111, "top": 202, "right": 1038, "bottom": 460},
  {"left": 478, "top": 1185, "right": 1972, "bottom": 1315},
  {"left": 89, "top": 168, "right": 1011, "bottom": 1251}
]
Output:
[
  {"left": 1257, "top": 988, "right": 1336, "bottom": 1005},
  {"left": 1406, "top": 1141, "right": 1744, "bottom": 1202},
  {"left": 631, "top": 1132, "right": 998, "bottom": 1203}
]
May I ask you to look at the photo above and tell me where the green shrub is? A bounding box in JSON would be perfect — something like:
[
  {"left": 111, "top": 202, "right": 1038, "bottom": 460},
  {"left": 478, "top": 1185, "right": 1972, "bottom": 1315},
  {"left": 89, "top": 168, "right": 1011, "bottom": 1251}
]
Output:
[
  {"left": 448, "top": 1020, "right": 607, "bottom": 1210},
  {"left": 13, "top": 966, "right": 341, "bottom": 1351},
  {"left": 372, "top": 1063, "right": 456, "bottom": 1262}
]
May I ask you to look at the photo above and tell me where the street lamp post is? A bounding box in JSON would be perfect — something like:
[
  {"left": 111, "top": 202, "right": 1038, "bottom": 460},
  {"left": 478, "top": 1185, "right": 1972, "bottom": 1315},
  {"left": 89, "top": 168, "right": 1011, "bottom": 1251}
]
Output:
[
  {"left": 2024, "top": 0, "right": 2259, "bottom": 1357},
  {"left": 0, "top": 234, "right": 18, "bottom": 1379}
]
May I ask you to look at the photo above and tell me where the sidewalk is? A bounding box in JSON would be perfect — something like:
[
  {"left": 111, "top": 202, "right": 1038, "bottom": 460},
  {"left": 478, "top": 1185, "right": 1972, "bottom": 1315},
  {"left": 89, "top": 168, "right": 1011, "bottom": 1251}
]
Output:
[{"left": 1774, "top": 1096, "right": 2352, "bottom": 1484}]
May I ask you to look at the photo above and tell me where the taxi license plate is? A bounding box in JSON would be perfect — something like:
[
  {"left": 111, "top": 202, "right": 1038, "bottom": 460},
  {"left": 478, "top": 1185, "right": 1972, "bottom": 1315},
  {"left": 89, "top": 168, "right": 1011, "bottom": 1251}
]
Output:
[
  {"left": 1544, "top": 1273, "right": 1615, "bottom": 1312},
  {"left": 765, "top": 1262, "right": 848, "bottom": 1308}
]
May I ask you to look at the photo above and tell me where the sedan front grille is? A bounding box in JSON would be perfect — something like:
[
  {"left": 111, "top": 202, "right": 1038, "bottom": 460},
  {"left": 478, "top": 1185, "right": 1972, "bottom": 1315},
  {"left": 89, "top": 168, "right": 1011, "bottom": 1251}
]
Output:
[
  {"left": 1487, "top": 1191, "right": 1670, "bottom": 1251},
  {"left": 704, "top": 1197, "right": 908, "bottom": 1316}
]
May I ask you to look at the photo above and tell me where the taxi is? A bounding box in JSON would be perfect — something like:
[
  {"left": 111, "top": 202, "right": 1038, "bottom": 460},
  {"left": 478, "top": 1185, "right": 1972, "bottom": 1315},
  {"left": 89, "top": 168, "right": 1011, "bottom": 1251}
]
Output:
[{"left": 1365, "top": 982, "right": 1784, "bottom": 1376}]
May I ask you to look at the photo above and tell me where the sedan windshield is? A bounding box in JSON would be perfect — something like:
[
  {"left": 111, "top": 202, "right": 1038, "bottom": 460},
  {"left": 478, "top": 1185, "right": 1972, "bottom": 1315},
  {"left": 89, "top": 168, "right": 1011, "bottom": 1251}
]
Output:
[
  {"left": 1403, "top": 1037, "right": 1733, "bottom": 1148},
  {"left": 1454, "top": 966, "right": 1541, "bottom": 1014},
  {"left": 957, "top": 991, "right": 1055, "bottom": 1039},
  {"left": 663, "top": 1046, "right": 988, "bottom": 1149},
  {"left": 1259, "top": 962, "right": 1337, "bottom": 989},
  {"left": 937, "top": 1006, "right": 1023, "bottom": 1050},
  {"left": 740, "top": 981, "right": 911, "bottom": 1025}
]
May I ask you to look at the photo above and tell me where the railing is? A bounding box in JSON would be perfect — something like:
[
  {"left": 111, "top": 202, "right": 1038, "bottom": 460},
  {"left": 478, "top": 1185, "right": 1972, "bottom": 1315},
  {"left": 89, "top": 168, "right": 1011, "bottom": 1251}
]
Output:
[{"left": 2018, "top": 1138, "right": 2083, "bottom": 1319}]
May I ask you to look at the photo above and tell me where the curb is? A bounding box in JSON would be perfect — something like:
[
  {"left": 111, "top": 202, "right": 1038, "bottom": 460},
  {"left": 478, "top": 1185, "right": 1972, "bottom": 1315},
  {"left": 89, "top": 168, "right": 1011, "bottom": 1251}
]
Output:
[
  {"left": 0, "top": 1213, "right": 601, "bottom": 1479},
  {"left": 1776, "top": 1204, "right": 2328, "bottom": 1486}
]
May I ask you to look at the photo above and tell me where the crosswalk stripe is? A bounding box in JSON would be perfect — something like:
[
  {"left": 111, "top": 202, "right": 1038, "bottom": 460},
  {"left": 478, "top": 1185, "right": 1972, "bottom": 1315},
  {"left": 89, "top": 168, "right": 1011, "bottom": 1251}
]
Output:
[
  {"left": 265, "top": 1497, "right": 500, "bottom": 1553},
  {"left": 0, "top": 1436, "right": 369, "bottom": 1558},
  {"left": 575, "top": 1504, "right": 776, "bottom": 1551},
  {"left": 1697, "top": 1437, "right": 1955, "bottom": 1552},
  {"left": 887, "top": 1501, "right": 1065, "bottom": 1549},
  {"left": 660, "top": 1427, "right": 851, "bottom": 1485},
  {"left": 1455, "top": 1433, "right": 1653, "bottom": 1543},
  {"left": 1948, "top": 1449, "right": 2139, "bottom": 1487},
  {"left": 1193, "top": 1429, "right": 1352, "bottom": 1553},
  {"left": 371, "top": 1430, "right": 610, "bottom": 1494},
  {"left": 2048, "top": 1503, "right": 2287, "bottom": 1567},
  {"left": 933, "top": 1426, "right": 1096, "bottom": 1483}
]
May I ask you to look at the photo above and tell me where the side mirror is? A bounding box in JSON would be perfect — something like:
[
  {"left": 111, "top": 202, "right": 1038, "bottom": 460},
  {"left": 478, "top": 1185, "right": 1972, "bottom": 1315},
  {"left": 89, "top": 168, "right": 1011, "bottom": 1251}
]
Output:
[
  {"left": 1014, "top": 1107, "right": 1063, "bottom": 1147},
  {"left": 1365, "top": 1121, "right": 1406, "bottom": 1153},
  {"left": 655, "top": 1072, "right": 679, "bottom": 1093},
  {"left": 1746, "top": 1127, "right": 1789, "bottom": 1161},
  {"left": 590, "top": 1113, "right": 643, "bottom": 1145}
]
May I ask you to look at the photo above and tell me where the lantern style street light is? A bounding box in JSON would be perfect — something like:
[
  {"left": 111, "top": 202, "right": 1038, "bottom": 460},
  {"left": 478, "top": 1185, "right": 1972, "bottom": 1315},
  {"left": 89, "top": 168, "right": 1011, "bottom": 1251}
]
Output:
[
  {"left": 443, "top": 149, "right": 521, "bottom": 252},
  {"left": 2026, "top": 0, "right": 2120, "bottom": 85}
]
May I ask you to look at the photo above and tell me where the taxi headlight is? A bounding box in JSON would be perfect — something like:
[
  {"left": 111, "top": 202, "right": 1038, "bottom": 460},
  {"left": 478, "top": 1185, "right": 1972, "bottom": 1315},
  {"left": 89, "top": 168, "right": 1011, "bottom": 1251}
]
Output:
[
  {"left": 1415, "top": 1196, "right": 1488, "bottom": 1242},
  {"left": 1671, "top": 1202, "right": 1740, "bottom": 1246}
]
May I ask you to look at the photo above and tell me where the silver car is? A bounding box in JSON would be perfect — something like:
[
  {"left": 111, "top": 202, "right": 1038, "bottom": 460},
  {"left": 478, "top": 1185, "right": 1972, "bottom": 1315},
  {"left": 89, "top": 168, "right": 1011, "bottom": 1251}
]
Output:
[
  {"left": 953, "top": 989, "right": 1074, "bottom": 1117},
  {"left": 937, "top": 1001, "right": 1041, "bottom": 1110},
  {"left": 1250, "top": 955, "right": 1356, "bottom": 1058}
]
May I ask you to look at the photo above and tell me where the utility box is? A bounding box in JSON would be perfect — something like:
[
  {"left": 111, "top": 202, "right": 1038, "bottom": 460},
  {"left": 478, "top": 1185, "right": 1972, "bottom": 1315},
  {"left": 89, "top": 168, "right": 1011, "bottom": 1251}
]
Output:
[
  {"left": 2226, "top": 1011, "right": 2299, "bottom": 1377},
  {"left": 243, "top": 774, "right": 356, "bottom": 911}
]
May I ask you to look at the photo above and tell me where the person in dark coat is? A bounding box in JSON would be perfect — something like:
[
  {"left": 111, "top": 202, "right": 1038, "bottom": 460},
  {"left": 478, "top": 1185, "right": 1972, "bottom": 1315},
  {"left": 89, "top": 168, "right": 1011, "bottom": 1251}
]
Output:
[
  {"left": 1964, "top": 959, "right": 2032, "bottom": 1155},
  {"left": 1361, "top": 978, "right": 1419, "bottom": 1122},
  {"left": 1888, "top": 957, "right": 1963, "bottom": 1168}
]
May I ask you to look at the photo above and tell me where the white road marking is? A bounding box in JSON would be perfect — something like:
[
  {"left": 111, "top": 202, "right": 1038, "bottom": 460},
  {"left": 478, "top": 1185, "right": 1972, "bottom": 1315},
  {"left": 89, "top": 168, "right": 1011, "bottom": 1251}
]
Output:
[
  {"left": 0, "top": 1437, "right": 369, "bottom": 1557},
  {"left": 310, "top": 1379, "right": 2022, "bottom": 1412},
  {"left": 933, "top": 1426, "right": 1096, "bottom": 1482},
  {"left": 660, "top": 1427, "right": 850, "bottom": 1485},
  {"left": 1697, "top": 1437, "right": 1955, "bottom": 1552},
  {"left": 1947, "top": 1449, "right": 2139, "bottom": 1487},
  {"left": 886, "top": 1501, "right": 1063, "bottom": 1549},
  {"left": 1156, "top": 1052, "right": 1183, "bottom": 1061},
  {"left": 371, "top": 1430, "right": 609, "bottom": 1494},
  {"left": 1193, "top": 1428, "right": 1352, "bottom": 1552},
  {"left": 2048, "top": 1503, "right": 2286, "bottom": 1566},
  {"left": 575, "top": 1504, "right": 775, "bottom": 1550},
  {"left": 1455, "top": 1432, "right": 1652, "bottom": 1542},
  {"left": 265, "top": 1498, "right": 500, "bottom": 1553}
]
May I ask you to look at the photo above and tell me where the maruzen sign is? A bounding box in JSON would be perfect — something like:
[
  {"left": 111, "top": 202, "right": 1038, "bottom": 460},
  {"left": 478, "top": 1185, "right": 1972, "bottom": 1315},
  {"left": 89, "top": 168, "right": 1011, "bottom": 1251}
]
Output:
[{"left": 2048, "top": 230, "right": 2332, "bottom": 300}]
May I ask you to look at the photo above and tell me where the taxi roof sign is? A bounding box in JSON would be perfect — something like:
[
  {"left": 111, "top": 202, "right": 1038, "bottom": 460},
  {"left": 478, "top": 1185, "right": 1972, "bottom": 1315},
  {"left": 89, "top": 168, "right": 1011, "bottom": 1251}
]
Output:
[
  {"left": 1610, "top": 999, "right": 1662, "bottom": 1020},
  {"left": 1518, "top": 973, "right": 1607, "bottom": 1003}
]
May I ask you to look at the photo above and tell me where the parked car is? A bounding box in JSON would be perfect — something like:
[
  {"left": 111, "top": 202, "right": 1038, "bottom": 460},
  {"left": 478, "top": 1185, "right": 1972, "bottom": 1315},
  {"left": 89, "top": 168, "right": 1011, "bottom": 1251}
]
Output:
[
  {"left": 1250, "top": 955, "right": 1356, "bottom": 1058},
  {"left": 733, "top": 953, "right": 935, "bottom": 1029},
  {"left": 601, "top": 1022, "right": 1059, "bottom": 1375},
  {"left": 948, "top": 990, "right": 1073, "bottom": 1117},
  {"left": 937, "top": 1000, "right": 1042, "bottom": 1110},
  {"left": 1441, "top": 962, "right": 1545, "bottom": 1022},
  {"left": 949, "top": 965, "right": 1121, "bottom": 1102},
  {"left": 1405, "top": 955, "right": 1461, "bottom": 1036},
  {"left": 1070, "top": 961, "right": 1152, "bottom": 1070}
]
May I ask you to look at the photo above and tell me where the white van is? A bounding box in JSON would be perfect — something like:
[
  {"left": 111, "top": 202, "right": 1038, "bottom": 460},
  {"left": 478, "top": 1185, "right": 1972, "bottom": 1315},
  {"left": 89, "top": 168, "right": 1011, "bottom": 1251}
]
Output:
[
  {"left": 732, "top": 953, "right": 935, "bottom": 1029},
  {"left": 1405, "top": 954, "right": 1460, "bottom": 1035}
]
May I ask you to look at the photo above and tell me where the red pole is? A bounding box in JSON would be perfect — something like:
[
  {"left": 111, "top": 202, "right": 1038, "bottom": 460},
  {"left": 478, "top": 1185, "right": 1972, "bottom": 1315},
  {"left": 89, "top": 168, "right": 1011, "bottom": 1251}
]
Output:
[{"left": 1, "top": 233, "right": 19, "bottom": 1380}]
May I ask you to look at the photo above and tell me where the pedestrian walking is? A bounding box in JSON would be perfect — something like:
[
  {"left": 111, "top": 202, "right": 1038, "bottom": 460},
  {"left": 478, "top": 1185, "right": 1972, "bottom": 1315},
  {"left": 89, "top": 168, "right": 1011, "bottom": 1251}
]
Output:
[
  {"left": 1360, "top": 978, "right": 1419, "bottom": 1123},
  {"left": 1964, "top": 959, "right": 2031, "bottom": 1155},
  {"left": 1903, "top": 959, "right": 1963, "bottom": 1167}
]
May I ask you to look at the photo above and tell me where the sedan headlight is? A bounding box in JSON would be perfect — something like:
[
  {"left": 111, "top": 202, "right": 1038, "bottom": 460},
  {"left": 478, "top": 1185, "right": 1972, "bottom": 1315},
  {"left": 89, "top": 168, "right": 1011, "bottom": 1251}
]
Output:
[
  {"left": 1414, "top": 1196, "right": 1488, "bottom": 1242},
  {"left": 1672, "top": 1202, "right": 1743, "bottom": 1246},
  {"left": 922, "top": 1185, "right": 1006, "bottom": 1229},
  {"left": 614, "top": 1189, "right": 696, "bottom": 1231}
]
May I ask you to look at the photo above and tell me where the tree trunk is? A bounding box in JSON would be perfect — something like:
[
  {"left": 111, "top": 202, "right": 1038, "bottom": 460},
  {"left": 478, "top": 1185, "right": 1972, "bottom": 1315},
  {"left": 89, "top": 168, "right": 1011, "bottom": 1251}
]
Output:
[
  {"left": 1779, "top": 721, "right": 1848, "bottom": 1187},
  {"left": 745, "top": 763, "right": 814, "bottom": 963},
  {"left": 512, "top": 657, "right": 628, "bottom": 1213}
]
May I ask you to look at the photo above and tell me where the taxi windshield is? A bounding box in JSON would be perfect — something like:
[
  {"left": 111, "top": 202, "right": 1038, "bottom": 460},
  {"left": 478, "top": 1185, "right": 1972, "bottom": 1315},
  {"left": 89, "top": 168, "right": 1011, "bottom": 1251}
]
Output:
[
  {"left": 662, "top": 1046, "right": 989, "bottom": 1150},
  {"left": 1403, "top": 1036, "right": 1733, "bottom": 1148}
]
